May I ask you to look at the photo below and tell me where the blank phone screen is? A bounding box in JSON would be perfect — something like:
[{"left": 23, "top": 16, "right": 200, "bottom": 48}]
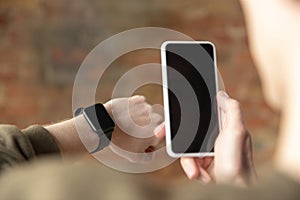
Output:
[{"left": 165, "top": 43, "right": 219, "bottom": 154}]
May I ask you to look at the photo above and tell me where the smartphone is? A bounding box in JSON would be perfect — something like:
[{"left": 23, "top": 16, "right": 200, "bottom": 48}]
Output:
[{"left": 161, "top": 41, "right": 220, "bottom": 157}]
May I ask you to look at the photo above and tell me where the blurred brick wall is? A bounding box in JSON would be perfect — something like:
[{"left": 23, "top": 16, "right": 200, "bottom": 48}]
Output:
[{"left": 0, "top": 0, "right": 279, "bottom": 175}]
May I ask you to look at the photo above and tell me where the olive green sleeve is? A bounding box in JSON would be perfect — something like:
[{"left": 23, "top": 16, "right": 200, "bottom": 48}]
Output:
[
  {"left": 0, "top": 125, "right": 60, "bottom": 172},
  {"left": 22, "top": 125, "right": 60, "bottom": 156}
]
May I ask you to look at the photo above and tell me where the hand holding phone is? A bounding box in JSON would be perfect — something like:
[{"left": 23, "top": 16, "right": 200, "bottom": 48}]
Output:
[{"left": 180, "top": 92, "right": 256, "bottom": 185}]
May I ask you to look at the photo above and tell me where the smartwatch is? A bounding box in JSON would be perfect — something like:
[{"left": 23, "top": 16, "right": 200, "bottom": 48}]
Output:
[{"left": 74, "top": 103, "right": 115, "bottom": 153}]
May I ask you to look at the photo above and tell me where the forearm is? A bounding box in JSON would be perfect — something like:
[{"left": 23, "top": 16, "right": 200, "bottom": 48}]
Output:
[
  {"left": 44, "top": 118, "right": 84, "bottom": 156},
  {"left": 44, "top": 103, "right": 112, "bottom": 158},
  {"left": 44, "top": 115, "right": 98, "bottom": 158},
  {"left": 0, "top": 102, "right": 113, "bottom": 170}
]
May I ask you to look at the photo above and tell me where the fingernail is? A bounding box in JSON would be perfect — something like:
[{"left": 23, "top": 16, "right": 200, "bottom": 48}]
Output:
[
  {"left": 185, "top": 163, "right": 196, "bottom": 179},
  {"left": 199, "top": 175, "right": 210, "bottom": 184},
  {"left": 187, "top": 171, "right": 194, "bottom": 179},
  {"left": 154, "top": 122, "right": 164, "bottom": 135},
  {"left": 185, "top": 167, "right": 195, "bottom": 179},
  {"left": 131, "top": 95, "right": 145, "bottom": 101},
  {"left": 218, "top": 91, "right": 229, "bottom": 111},
  {"left": 219, "top": 90, "right": 229, "bottom": 99},
  {"left": 196, "top": 174, "right": 210, "bottom": 184}
]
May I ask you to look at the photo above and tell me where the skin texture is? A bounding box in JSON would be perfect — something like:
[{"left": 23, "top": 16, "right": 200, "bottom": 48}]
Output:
[
  {"left": 106, "top": 96, "right": 165, "bottom": 162},
  {"left": 240, "top": 0, "right": 300, "bottom": 182},
  {"left": 240, "top": 0, "right": 300, "bottom": 110},
  {"left": 45, "top": 95, "right": 165, "bottom": 162},
  {"left": 180, "top": 91, "right": 255, "bottom": 186}
]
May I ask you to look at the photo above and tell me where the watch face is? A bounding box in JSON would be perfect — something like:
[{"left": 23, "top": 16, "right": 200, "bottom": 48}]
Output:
[{"left": 84, "top": 103, "right": 115, "bottom": 133}]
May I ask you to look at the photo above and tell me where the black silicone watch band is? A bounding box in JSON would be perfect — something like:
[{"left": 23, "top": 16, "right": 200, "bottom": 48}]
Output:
[{"left": 74, "top": 103, "right": 115, "bottom": 153}]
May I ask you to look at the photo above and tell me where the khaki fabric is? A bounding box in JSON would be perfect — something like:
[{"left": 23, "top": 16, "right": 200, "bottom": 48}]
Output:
[
  {"left": 0, "top": 124, "right": 299, "bottom": 200},
  {"left": 0, "top": 160, "right": 299, "bottom": 200}
]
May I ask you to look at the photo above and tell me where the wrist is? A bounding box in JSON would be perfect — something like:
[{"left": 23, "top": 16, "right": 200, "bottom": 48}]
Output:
[
  {"left": 73, "top": 114, "right": 102, "bottom": 153},
  {"left": 74, "top": 103, "right": 115, "bottom": 153},
  {"left": 45, "top": 118, "right": 87, "bottom": 157}
]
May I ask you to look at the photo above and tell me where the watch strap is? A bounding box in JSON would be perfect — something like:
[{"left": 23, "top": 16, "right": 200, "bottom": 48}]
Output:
[
  {"left": 90, "top": 131, "right": 112, "bottom": 153},
  {"left": 74, "top": 103, "right": 115, "bottom": 153}
]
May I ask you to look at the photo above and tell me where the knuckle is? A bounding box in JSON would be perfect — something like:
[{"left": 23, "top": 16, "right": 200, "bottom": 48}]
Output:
[
  {"left": 232, "top": 124, "right": 247, "bottom": 138},
  {"left": 143, "top": 104, "right": 151, "bottom": 113},
  {"left": 138, "top": 95, "right": 146, "bottom": 103},
  {"left": 151, "top": 113, "right": 164, "bottom": 123},
  {"left": 130, "top": 95, "right": 146, "bottom": 104},
  {"left": 138, "top": 103, "right": 150, "bottom": 114}
]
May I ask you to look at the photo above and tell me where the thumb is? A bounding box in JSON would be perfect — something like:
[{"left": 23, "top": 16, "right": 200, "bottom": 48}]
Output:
[
  {"left": 217, "top": 91, "right": 245, "bottom": 131},
  {"left": 153, "top": 122, "right": 165, "bottom": 139}
]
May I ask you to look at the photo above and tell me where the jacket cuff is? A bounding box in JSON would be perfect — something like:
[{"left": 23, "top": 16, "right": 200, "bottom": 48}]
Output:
[{"left": 22, "top": 125, "right": 61, "bottom": 157}]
